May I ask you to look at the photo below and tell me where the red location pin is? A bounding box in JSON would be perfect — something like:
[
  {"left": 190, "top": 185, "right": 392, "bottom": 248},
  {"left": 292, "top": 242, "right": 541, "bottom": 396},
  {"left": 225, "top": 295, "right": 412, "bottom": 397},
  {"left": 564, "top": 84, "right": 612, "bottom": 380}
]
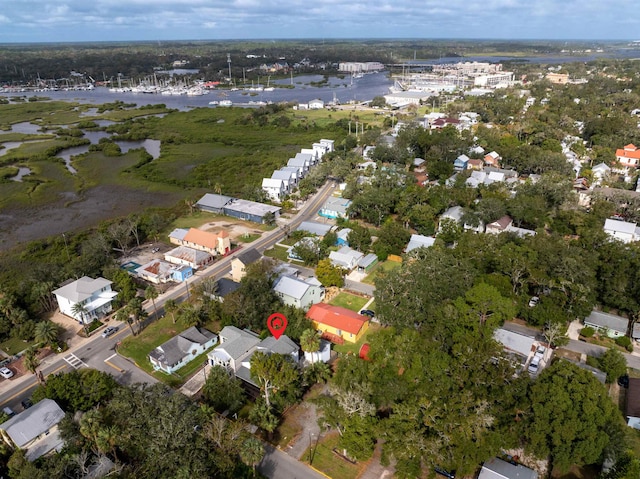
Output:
[{"left": 267, "top": 313, "right": 288, "bottom": 340}]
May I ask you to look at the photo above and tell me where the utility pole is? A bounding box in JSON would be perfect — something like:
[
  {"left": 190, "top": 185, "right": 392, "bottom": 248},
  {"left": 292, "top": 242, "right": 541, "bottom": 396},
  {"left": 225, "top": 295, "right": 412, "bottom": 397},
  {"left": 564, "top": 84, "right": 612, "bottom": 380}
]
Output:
[{"left": 227, "top": 53, "right": 232, "bottom": 82}]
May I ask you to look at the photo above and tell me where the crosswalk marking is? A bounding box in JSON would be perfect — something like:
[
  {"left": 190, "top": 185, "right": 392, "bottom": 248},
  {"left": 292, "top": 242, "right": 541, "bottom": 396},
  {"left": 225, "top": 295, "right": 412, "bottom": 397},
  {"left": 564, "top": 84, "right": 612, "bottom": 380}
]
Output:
[{"left": 63, "top": 353, "right": 87, "bottom": 370}]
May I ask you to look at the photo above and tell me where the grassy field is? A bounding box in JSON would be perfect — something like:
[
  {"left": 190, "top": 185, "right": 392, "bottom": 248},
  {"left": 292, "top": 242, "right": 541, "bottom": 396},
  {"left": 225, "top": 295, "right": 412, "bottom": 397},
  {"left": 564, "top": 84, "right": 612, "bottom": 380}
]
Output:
[
  {"left": 362, "top": 260, "right": 402, "bottom": 285},
  {"left": 264, "top": 245, "right": 291, "bottom": 262},
  {"left": 303, "top": 432, "right": 367, "bottom": 479},
  {"left": 329, "top": 292, "right": 369, "bottom": 312},
  {"left": 117, "top": 314, "right": 217, "bottom": 387},
  {"left": 334, "top": 323, "right": 381, "bottom": 356},
  {"left": 0, "top": 337, "right": 37, "bottom": 356}
]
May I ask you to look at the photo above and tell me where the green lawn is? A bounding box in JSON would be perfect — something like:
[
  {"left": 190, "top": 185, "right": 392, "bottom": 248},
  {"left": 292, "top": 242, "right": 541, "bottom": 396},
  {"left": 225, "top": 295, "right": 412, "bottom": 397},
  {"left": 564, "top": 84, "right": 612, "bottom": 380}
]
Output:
[
  {"left": 236, "top": 233, "right": 261, "bottom": 243},
  {"left": 264, "top": 245, "right": 291, "bottom": 262},
  {"left": 0, "top": 337, "right": 37, "bottom": 356},
  {"left": 334, "top": 323, "right": 381, "bottom": 356},
  {"left": 362, "top": 260, "right": 402, "bottom": 285},
  {"left": 118, "top": 314, "right": 215, "bottom": 387},
  {"left": 329, "top": 292, "right": 369, "bottom": 312},
  {"left": 302, "top": 432, "right": 366, "bottom": 479}
]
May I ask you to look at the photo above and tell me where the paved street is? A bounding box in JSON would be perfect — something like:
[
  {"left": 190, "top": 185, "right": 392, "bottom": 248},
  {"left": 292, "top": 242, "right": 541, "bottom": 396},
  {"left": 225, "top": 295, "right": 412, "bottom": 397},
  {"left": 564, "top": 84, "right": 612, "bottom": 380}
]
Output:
[{"left": 259, "top": 443, "right": 327, "bottom": 479}]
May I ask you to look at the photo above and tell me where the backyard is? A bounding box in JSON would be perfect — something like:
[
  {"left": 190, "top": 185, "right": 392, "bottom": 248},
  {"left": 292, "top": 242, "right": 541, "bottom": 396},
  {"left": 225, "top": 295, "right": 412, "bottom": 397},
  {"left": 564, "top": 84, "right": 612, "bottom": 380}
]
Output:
[{"left": 329, "top": 292, "right": 370, "bottom": 312}]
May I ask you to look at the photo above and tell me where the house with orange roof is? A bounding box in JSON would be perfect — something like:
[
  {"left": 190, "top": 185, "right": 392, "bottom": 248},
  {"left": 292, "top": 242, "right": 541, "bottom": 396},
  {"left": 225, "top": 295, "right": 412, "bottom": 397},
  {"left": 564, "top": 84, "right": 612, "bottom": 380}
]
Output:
[
  {"left": 169, "top": 228, "right": 231, "bottom": 256},
  {"left": 615, "top": 144, "right": 640, "bottom": 175},
  {"left": 306, "top": 303, "right": 369, "bottom": 344},
  {"left": 484, "top": 151, "right": 501, "bottom": 167}
]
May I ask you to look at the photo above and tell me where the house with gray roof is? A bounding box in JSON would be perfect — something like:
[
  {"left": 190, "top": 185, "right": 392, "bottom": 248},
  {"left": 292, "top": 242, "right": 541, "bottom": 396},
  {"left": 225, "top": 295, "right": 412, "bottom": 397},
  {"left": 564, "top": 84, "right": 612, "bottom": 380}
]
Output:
[
  {"left": 604, "top": 218, "right": 640, "bottom": 243},
  {"left": 297, "top": 221, "right": 332, "bottom": 237},
  {"left": 287, "top": 156, "right": 310, "bottom": 177},
  {"left": 493, "top": 328, "right": 536, "bottom": 359},
  {"left": 584, "top": 310, "right": 629, "bottom": 338},
  {"left": 53, "top": 276, "right": 118, "bottom": 324},
  {"left": 406, "top": 234, "right": 436, "bottom": 253},
  {"left": 223, "top": 198, "right": 281, "bottom": 224},
  {"left": 272, "top": 169, "right": 297, "bottom": 189},
  {"left": 281, "top": 166, "right": 302, "bottom": 183},
  {"left": 273, "top": 275, "right": 325, "bottom": 310},
  {"left": 357, "top": 253, "right": 378, "bottom": 273},
  {"left": 164, "top": 246, "right": 213, "bottom": 270},
  {"left": 336, "top": 228, "right": 352, "bottom": 246},
  {"left": 329, "top": 246, "right": 364, "bottom": 270},
  {"left": 231, "top": 248, "right": 262, "bottom": 282},
  {"left": 262, "top": 177, "right": 287, "bottom": 202},
  {"left": 478, "top": 458, "right": 538, "bottom": 479},
  {"left": 195, "top": 193, "right": 234, "bottom": 214},
  {"left": 149, "top": 326, "right": 217, "bottom": 374},
  {"left": 319, "top": 197, "right": 351, "bottom": 219},
  {"left": 209, "top": 278, "right": 241, "bottom": 302},
  {"left": 0, "top": 399, "right": 65, "bottom": 461},
  {"left": 208, "top": 326, "right": 299, "bottom": 387}
]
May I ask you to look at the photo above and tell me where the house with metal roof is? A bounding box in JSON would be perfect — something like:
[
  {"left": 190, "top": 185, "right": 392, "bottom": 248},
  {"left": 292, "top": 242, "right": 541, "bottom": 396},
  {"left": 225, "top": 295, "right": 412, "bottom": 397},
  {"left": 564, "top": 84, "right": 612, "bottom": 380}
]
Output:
[
  {"left": 134, "top": 259, "right": 193, "bottom": 284},
  {"left": 0, "top": 399, "right": 65, "bottom": 461},
  {"left": 329, "top": 246, "right": 364, "bottom": 270},
  {"left": 208, "top": 326, "right": 299, "bottom": 387},
  {"left": 52, "top": 276, "right": 118, "bottom": 324},
  {"left": 149, "top": 326, "right": 218, "bottom": 374},
  {"left": 306, "top": 303, "right": 369, "bottom": 344},
  {"left": 164, "top": 246, "right": 213, "bottom": 270},
  {"left": 319, "top": 197, "right": 351, "bottom": 219},
  {"left": 336, "top": 228, "right": 352, "bottom": 246},
  {"left": 273, "top": 275, "right": 325, "bottom": 310},
  {"left": 604, "top": 218, "right": 640, "bottom": 243},
  {"left": 297, "top": 221, "right": 332, "bottom": 237},
  {"left": 272, "top": 169, "right": 297, "bottom": 189},
  {"left": 357, "top": 253, "right": 378, "bottom": 274},
  {"left": 195, "top": 193, "right": 234, "bottom": 214},
  {"left": 406, "top": 234, "right": 436, "bottom": 253},
  {"left": 261, "top": 177, "right": 287, "bottom": 202},
  {"left": 223, "top": 198, "right": 281, "bottom": 224},
  {"left": 584, "top": 310, "right": 629, "bottom": 338},
  {"left": 478, "top": 458, "right": 538, "bottom": 479}
]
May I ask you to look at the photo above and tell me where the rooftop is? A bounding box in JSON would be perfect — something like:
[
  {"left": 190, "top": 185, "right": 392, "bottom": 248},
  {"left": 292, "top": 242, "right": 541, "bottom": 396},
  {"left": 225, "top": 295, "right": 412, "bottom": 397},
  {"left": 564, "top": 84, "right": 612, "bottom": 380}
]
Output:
[
  {"left": 307, "top": 303, "right": 368, "bottom": 336},
  {"left": 52, "top": 276, "right": 112, "bottom": 303},
  {"left": 1, "top": 399, "right": 65, "bottom": 449}
]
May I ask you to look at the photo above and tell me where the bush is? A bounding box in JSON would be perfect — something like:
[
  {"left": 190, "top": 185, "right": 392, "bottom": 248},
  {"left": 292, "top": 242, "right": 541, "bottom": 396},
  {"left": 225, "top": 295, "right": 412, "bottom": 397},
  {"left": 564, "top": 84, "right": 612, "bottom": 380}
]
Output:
[
  {"left": 615, "top": 336, "right": 632, "bottom": 349},
  {"left": 580, "top": 326, "right": 595, "bottom": 338}
]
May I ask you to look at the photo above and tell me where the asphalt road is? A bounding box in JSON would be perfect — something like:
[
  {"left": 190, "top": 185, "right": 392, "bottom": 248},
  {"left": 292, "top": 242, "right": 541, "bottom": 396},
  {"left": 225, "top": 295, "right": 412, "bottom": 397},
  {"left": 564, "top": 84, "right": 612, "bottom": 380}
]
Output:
[
  {"left": 259, "top": 444, "right": 327, "bottom": 479},
  {"left": 0, "top": 181, "right": 336, "bottom": 411}
]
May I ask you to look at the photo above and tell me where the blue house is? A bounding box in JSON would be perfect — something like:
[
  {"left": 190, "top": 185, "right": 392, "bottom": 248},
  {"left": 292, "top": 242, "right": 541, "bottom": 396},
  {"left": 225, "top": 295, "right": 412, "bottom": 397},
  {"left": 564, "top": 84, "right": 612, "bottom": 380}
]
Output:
[
  {"left": 336, "top": 228, "right": 351, "bottom": 247},
  {"left": 149, "top": 327, "right": 218, "bottom": 374},
  {"left": 454, "top": 154, "right": 470, "bottom": 171},
  {"left": 319, "top": 197, "right": 351, "bottom": 219},
  {"left": 171, "top": 265, "right": 193, "bottom": 282}
]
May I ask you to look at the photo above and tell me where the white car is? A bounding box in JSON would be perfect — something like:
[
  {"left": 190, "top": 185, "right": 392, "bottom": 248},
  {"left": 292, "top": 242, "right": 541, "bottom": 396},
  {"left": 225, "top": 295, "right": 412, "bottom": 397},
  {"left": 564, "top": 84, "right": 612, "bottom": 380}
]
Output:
[
  {"left": 528, "top": 296, "right": 540, "bottom": 307},
  {"left": 528, "top": 356, "right": 541, "bottom": 374},
  {"left": 0, "top": 367, "right": 14, "bottom": 379},
  {"left": 534, "top": 345, "right": 546, "bottom": 359}
]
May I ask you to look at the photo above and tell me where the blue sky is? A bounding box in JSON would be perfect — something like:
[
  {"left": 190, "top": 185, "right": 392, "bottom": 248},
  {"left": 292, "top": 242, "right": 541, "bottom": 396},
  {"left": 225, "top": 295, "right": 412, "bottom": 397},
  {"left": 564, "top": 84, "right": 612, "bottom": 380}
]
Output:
[{"left": 1, "top": 0, "right": 639, "bottom": 43}]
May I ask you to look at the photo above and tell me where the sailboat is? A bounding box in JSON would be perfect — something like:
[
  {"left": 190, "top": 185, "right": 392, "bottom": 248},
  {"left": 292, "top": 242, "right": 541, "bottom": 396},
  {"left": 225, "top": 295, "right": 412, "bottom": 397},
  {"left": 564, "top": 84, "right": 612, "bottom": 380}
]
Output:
[{"left": 263, "top": 75, "right": 274, "bottom": 92}]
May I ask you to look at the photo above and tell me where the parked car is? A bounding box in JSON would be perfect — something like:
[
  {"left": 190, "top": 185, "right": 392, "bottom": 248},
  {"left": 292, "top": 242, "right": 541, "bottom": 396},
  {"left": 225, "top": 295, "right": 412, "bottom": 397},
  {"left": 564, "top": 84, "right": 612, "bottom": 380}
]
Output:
[
  {"left": 0, "top": 367, "right": 14, "bottom": 379},
  {"left": 101, "top": 326, "right": 119, "bottom": 338},
  {"left": 534, "top": 345, "right": 546, "bottom": 359},
  {"left": 528, "top": 296, "right": 540, "bottom": 307},
  {"left": 528, "top": 356, "right": 541, "bottom": 374},
  {"left": 21, "top": 398, "right": 33, "bottom": 410},
  {"left": 435, "top": 467, "right": 456, "bottom": 479},
  {"left": 359, "top": 309, "right": 376, "bottom": 318},
  {"left": 2, "top": 406, "right": 15, "bottom": 417}
]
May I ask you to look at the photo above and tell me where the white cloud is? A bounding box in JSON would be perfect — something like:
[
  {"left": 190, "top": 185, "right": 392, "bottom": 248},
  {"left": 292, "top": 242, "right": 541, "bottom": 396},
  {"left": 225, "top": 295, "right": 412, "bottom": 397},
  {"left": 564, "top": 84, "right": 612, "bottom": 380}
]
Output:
[{"left": 1, "top": 0, "right": 639, "bottom": 41}]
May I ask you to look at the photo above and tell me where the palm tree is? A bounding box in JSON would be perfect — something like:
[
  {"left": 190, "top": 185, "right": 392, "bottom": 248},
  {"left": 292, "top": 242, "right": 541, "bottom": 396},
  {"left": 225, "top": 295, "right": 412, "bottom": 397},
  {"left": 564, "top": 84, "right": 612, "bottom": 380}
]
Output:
[
  {"left": 145, "top": 286, "right": 159, "bottom": 320},
  {"left": 164, "top": 299, "right": 178, "bottom": 324},
  {"left": 34, "top": 320, "right": 60, "bottom": 347},
  {"left": 23, "top": 347, "right": 41, "bottom": 383},
  {"left": 300, "top": 329, "right": 321, "bottom": 364},
  {"left": 127, "top": 297, "right": 147, "bottom": 334},
  {"left": 115, "top": 307, "right": 135, "bottom": 336},
  {"left": 239, "top": 437, "right": 265, "bottom": 476},
  {"left": 71, "top": 302, "right": 90, "bottom": 336}
]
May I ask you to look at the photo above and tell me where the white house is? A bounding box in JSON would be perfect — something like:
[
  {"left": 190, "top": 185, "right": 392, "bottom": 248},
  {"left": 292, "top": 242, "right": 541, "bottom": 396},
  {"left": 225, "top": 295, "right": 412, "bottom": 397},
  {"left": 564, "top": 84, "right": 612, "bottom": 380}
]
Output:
[
  {"left": 262, "top": 178, "right": 287, "bottom": 202},
  {"left": 287, "top": 156, "right": 310, "bottom": 177},
  {"left": 309, "top": 99, "right": 325, "bottom": 109},
  {"left": 273, "top": 275, "right": 325, "bottom": 310},
  {"left": 0, "top": 399, "right": 65, "bottom": 461},
  {"left": 592, "top": 162, "right": 611, "bottom": 185},
  {"left": 604, "top": 218, "right": 640, "bottom": 243},
  {"left": 329, "top": 246, "right": 364, "bottom": 270},
  {"left": 281, "top": 166, "right": 302, "bottom": 184},
  {"left": 148, "top": 327, "right": 218, "bottom": 374},
  {"left": 319, "top": 197, "right": 351, "bottom": 219},
  {"left": 271, "top": 169, "right": 297, "bottom": 190},
  {"left": 53, "top": 276, "right": 118, "bottom": 323},
  {"left": 406, "top": 234, "right": 436, "bottom": 253}
]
